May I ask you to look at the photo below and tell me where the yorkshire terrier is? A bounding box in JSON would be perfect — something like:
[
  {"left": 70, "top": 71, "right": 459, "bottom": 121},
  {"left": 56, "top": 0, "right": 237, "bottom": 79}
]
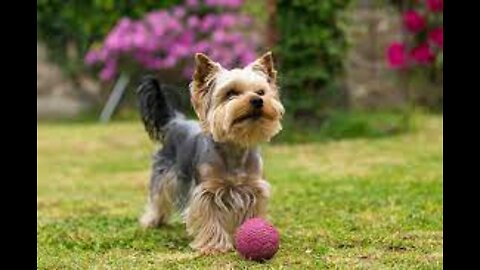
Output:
[{"left": 136, "top": 52, "right": 284, "bottom": 254}]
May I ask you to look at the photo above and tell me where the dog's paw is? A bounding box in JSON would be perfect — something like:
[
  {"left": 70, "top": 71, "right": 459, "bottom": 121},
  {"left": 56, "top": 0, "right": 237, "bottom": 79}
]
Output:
[{"left": 139, "top": 212, "right": 163, "bottom": 229}]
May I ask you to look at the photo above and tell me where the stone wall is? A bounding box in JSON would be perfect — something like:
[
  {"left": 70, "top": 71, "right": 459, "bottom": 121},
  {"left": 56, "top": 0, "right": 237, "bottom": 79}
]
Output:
[
  {"left": 37, "top": 43, "right": 100, "bottom": 119},
  {"left": 344, "top": 2, "right": 442, "bottom": 110},
  {"left": 344, "top": 4, "right": 406, "bottom": 110}
]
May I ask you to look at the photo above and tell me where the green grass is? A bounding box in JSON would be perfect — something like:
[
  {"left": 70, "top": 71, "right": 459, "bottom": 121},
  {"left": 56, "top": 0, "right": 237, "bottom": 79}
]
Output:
[{"left": 37, "top": 113, "right": 443, "bottom": 269}]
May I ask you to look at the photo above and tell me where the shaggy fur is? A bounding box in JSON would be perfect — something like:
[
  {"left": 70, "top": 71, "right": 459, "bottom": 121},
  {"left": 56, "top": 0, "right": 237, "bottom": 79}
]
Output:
[{"left": 137, "top": 52, "right": 284, "bottom": 254}]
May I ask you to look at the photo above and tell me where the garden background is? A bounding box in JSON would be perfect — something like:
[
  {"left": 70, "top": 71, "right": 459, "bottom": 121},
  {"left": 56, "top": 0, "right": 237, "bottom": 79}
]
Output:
[{"left": 37, "top": 0, "right": 443, "bottom": 268}]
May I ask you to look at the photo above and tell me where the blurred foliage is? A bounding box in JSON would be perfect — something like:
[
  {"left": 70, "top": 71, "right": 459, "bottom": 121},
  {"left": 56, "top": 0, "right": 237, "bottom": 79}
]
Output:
[
  {"left": 37, "top": 0, "right": 181, "bottom": 78},
  {"left": 273, "top": 109, "right": 420, "bottom": 144},
  {"left": 275, "top": 0, "right": 352, "bottom": 121},
  {"left": 242, "top": 0, "right": 268, "bottom": 25}
]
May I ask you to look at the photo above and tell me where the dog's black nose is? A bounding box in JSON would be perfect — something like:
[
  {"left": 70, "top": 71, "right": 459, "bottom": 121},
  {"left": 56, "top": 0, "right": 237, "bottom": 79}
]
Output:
[{"left": 250, "top": 97, "right": 263, "bottom": 109}]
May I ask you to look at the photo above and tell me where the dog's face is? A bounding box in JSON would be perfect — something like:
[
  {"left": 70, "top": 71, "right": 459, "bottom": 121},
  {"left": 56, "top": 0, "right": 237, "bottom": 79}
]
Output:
[{"left": 190, "top": 52, "right": 284, "bottom": 147}]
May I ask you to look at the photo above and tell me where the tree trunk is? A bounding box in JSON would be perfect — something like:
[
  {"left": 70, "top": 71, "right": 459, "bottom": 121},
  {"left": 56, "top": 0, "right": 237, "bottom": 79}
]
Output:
[{"left": 266, "top": 0, "right": 277, "bottom": 49}]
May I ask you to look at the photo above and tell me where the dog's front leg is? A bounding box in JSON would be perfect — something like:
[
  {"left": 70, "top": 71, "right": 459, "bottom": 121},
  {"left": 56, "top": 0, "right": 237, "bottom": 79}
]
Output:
[{"left": 184, "top": 183, "right": 234, "bottom": 254}]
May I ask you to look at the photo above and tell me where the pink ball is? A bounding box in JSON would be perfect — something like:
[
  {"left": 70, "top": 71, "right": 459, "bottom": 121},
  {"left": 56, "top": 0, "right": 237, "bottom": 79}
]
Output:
[{"left": 234, "top": 218, "right": 280, "bottom": 262}]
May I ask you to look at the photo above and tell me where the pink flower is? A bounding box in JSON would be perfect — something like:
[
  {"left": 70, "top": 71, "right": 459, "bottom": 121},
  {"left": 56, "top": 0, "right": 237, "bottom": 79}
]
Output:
[
  {"left": 104, "top": 33, "right": 121, "bottom": 51},
  {"left": 240, "top": 51, "right": 256, "bottom": 65},
  {"left": 215, "top": 48, "right": 235, "bottom": 68},
  {"left": 224, "top": 0, "right": 244, "bottom": 8},
  {"left": 85, "top": 0, "right": 257, "bottom": 81},
  {"left": 146, "top": 11, "right": 169, "bottom": 24},
  {"left": 428, "top": 27, "right": 443, "bottom": 49},
  {"left": 205, "top": 0, "right": 218, "bottom": 6},
  {"left": 166, "top": 19, "right": 182, "bottom": 32},
  {"left": 116, "top": 18, "right": 133, "bottom": 31},
  {"left": 178, "top": 32, "right": 194, "bottom": 45},
  {"left": 226, "top": 33, "right": 243, "bottom": 44},
  {"left": 142, "top": 38, "right": 158, "bottom": 52},
  {"left": 131, "top": 23, "right": 148, "bottom": 48},
  {"left": 233, "top": 41, "right": 247, "bottom": 55},
  {"left": 170, "top": 43, "right": 189, "bottom": 58},
  {"left": 162, "top": 55, "right": 177, "bottom": 68},
  {"left": 205, "top": 0, "right": 243, "bottom": 8},
  {"left": 104, "top": 19, "right": 135, "bottom": 52},
  {"left": 219, "top": 14, "right": 237, "bottom": 28},
  {"left": 84, "top": 50, "right": 99, "bottom": 65},
  {"left": 99, "top": 59, "right": 117, "bottom": 81},
  {"left": 172, "top": 6, "right": 186, "bottom": 18},
  {"left": 200, "top": 15, "right": 216, "bottom": 32},
  {"left": 426, "top": 0, "right": 443, "bottom": 13},
  {"left": 187, "top": 16, "right": 200, "bottom": 28},
  {"left": 193, "top": 41, "right": 209, "bottom": 53},
  {"left": 146, "top": 11, "right": 169, "bottom": 36},
  {"left": 386, "top": 42, "right": 407, "bottom": 69},
  {"left": 410, "top": 43, "right": 435, "bottom": 65},
  {"left": 403, "top": 10, "right": 426, "bottom": 33},
  {"left": 97, "top": 48, "right": 109, "bottom": 62},
  {"left": 213, "top": 30, "right": 227, "bottom": 42},
  {"left": 224, "top": 0, "right": 244, "bottom": 9},
  {"left": 186, "top": 0, "right": 199, "bottom": 7}
]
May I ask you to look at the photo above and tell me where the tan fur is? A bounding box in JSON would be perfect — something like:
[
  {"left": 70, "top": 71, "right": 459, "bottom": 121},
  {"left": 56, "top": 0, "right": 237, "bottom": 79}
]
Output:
[
  {"left": 139, "top": 170, "right": 177, "bottom": 228},
  {"left": 190, "top": 52, "right": 285, "bottom": 147},
  {"left": 248, "top": 51, "right": 277, "bottom": 85},
  {"left": 190, "top": 53, "right": 222, "bottom": 129},
  {"left": 184, "top": 175, "right": 270, "bottom": 253}
]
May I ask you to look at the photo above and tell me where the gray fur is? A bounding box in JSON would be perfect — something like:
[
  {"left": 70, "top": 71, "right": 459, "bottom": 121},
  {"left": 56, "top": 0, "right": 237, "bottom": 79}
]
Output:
[{"left": 151, "top": 116, "right": 262, "bottom": 211}]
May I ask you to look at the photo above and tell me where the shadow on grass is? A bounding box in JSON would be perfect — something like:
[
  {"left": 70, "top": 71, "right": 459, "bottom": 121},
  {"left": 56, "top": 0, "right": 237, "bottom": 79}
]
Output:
[{"left": 38, "top": 215, "right": 191, "bottom": 253}]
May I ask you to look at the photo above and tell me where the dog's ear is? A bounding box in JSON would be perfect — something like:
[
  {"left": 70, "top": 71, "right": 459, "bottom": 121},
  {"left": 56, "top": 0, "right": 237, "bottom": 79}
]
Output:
[
  {"left": 193, "top": 53, "right": 221, "bottom": 86},
  {"left": 248, "top": 51, "right": 277, "bottom": 84},
  {"left": 190, "top": 53, "right": 222, "bottom": 122}
]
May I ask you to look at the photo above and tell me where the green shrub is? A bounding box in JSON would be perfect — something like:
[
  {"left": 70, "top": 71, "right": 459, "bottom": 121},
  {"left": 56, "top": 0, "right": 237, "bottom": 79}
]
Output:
[{"left": 275, "top": 0, "right": 352, "bottom": 121}]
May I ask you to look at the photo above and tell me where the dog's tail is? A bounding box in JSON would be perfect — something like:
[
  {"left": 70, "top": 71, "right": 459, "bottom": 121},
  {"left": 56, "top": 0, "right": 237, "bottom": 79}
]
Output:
[{"left": 136, "top": 75, "right": 177, "bottom": 142}]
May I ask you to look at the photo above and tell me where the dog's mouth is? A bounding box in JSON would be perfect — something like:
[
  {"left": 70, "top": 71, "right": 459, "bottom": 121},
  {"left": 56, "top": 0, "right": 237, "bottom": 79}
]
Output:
[{"left": 232, "top": 110, "right": 263, "bottom": 126}]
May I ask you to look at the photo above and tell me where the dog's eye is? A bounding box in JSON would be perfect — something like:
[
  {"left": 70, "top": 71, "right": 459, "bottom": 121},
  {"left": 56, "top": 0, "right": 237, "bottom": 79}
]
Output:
[
  {"left": 226, "top": 89, "right": 238, "bottom": 99},
  {"left": 256, "top": 89, "right": 265, "bottom": 96}
]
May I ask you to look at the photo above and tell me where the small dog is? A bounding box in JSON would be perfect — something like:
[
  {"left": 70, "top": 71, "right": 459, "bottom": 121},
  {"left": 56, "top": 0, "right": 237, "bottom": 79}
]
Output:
[{"left": 136, "top": 52, "right": 284, "bottom": 253}]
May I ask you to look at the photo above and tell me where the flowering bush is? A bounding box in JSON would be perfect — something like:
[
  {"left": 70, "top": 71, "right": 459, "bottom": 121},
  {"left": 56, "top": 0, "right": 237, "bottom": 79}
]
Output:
[
  {"left": 85, "top": 0, "right": 259, "bottom": 82},
  {"left": 386, "top": 0, "right": 443, "bottom": 70},
  {"left": 402, "top": 10, "right": 426, "bottom": 33},
  {"left": 387, "top": 42, "right": 408, "bottom": 68},
  {"left": 38, "top": 0, "right": 180, "bottom": 76},
  {"left": 385, "top": 0, "right": 443, "bottom": 110}
]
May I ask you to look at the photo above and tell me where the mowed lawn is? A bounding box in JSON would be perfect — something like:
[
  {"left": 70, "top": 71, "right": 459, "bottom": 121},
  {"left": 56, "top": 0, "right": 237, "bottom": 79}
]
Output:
[{"left": 37, "top": 115, "right": 443, "bottom": 269}]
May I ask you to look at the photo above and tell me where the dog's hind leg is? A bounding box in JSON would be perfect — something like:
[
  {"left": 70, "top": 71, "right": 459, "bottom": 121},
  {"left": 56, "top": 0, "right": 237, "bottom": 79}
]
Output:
[{"left": 139, "top": 169, "right": 177, "bottom": 228}]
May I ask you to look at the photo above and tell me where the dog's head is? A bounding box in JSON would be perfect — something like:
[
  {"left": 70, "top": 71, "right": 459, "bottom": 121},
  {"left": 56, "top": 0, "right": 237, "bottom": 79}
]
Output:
[{"left": 189, "top": 52, "right": 285, "bottom": 147}]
